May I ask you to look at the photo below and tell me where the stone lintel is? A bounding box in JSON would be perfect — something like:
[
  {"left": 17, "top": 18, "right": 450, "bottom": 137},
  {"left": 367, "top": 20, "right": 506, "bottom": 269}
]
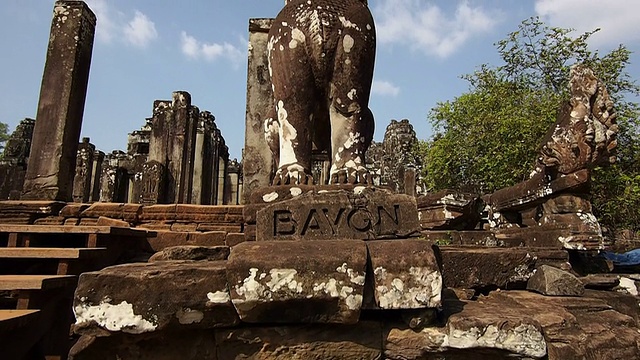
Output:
[
  {"left": 490, "top": 169, "right": 590, "bottom": 212},
  {"left": 254, "top": 186, "right": 420, "bottom": 241}
]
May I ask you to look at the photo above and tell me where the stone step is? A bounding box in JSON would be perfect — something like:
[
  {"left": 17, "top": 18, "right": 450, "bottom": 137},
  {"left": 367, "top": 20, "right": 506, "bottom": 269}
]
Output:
[
  {"left": 0, "top": 247, "right": 107, "bottom": 259},
  {"left": 0, "top": 309, "right": 40, "bottom": 332},
  {"left": 0, "top": 224, "right": 152, "bottom": 236},
  {"left": 0, "top": 275, "right": 76, "bottom": 291}
]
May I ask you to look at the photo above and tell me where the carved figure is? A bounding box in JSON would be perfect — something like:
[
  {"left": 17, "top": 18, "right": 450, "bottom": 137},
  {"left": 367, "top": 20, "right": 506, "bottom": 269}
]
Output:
[
  {"left": 265, "top": 0, "right": 376, "bottom": 185},
  {"left": 535, "top": 65, "right": 618, "bottom": 177}
]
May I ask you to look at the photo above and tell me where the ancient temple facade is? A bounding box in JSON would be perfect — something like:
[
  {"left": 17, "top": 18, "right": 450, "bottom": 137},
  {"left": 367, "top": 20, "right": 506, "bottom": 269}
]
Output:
[
  {"left": 1, "top": 92, "right": 242, "bottom": 205},
  {"left": 94, "top": 91, "right": 241, "bottom": 205}
]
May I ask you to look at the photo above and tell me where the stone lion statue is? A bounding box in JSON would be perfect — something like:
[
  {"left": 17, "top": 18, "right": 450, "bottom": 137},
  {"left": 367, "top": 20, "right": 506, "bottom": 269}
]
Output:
[{"left": 264, "top": 0, "right": 376, "bottom": 185}]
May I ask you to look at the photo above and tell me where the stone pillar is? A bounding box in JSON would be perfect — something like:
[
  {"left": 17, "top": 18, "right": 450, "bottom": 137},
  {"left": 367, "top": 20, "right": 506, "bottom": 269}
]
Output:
[
  {"left": 89, "top": 150, "right": 104, "bottom": 201},
  {"left": 217, "top": 157, "right": 227, "bottom": 205},
  {"left": 147, "top": 92, "right": 197, "bottom": 204},
  {"left": 72, "top": 137, "right": 95, "bottom": 203},
  {"left": 22, "top": 1, "right": 96, "bottom": 201},
  {"left": 243, "top": 18, "right": 275, "bottom": 203}
]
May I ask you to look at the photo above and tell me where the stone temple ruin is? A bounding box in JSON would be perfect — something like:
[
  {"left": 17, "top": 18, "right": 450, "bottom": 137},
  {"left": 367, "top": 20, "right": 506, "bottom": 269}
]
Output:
[{"left": 1, "top": 1, "right": 640, "bottom": 359}]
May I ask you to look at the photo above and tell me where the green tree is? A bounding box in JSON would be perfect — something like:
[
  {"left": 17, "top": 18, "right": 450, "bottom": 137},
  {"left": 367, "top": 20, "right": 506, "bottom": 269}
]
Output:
[
  {"left": 0, "top": 122, "right": 9, "bottom": 156},
  {"left": 421, "top": 17, "right": 640, "bottom": 230}
]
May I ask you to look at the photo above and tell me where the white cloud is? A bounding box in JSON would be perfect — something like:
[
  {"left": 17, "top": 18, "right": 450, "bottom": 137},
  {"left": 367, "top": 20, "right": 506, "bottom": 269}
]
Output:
[
  {"left": 535, "top": 0, "right": 640, "bottom": 47},
  {"left": 372, "top": 80, "right": 400, "bottom": 97},
  {"left": 84, "top": 0, "right": 117, "bottom": 43},
  {"left": 180, "top": 31, "right": 244, "bottom": 66},
  {"left": 84, "top": 1, "right": 158, "bottom": 48},
  {"left": 373, "top": 0, "right": 499, "bottom": 58},
  {"left": 124, "top": 11, "right": 158, "bottom": 48}
]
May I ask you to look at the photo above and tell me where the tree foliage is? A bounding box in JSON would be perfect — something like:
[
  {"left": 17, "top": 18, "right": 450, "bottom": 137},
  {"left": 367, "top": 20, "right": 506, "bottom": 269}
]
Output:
[
  {"left": 0, "top": 122, "right": 9, "bottom": 157},
  {"left": 420, "top": 17, "right": 640, "bottom": 230}
]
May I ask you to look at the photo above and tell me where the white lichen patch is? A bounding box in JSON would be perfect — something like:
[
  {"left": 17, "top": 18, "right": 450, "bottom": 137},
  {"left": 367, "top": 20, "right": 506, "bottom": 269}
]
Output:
[
  {"left": 354, "top": 186, "right": 366, "bottom": 195},
  {"left": 277, "top": 101, "right": 299, "bottom": 166},
  {"left": 206, "top": 291, "right": 230, "bottom": 304},
  {"left": 336, "top": 263, "right": 366, "bottom": 285},
  {"left": 618, "top": 277, "right": 638, "bottom": 296},
  {"left": 343, "top": 34, "right": 355, "bottom": 53},
  {"left": 175, "top": 308, "right": 204, "bottom": 325},
  {"left": 234, "top": 268, "right": 267, "bottom": 302},
  {"left": 263, "top": 192, "right": 279, "bottom": 203},
  {"left": 74, "top": 300, "right": 158, "bottom": 334},
  {"left": 446, "top": 323, "right": 547, "bottom": 358},
  {"left": 266, "top": 269, "right": 303, "bottom": 293},
  {"left": 374, "top": 266, "right": 442, "bottom": 309},
  {"left": 290, "top": 187, "right": 303, "bottom": 197},
  {"left": 347, "top": 89, "right": 357, "bottom": 100}
]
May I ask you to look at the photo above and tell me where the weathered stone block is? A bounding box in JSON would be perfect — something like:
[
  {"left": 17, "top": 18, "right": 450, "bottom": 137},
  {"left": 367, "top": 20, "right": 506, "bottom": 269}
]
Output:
[
  {"left": 256, "top": 186, "right": 420, "bottom": 241},
  {"left": 175, "top": 204, "right": 228, "bottom": 223},
  {"left": 439, "top": 247, "right": 558, "bottom": 290},
  {"left": 225, "top": 233, "right": 246, "bottom": 247},
  {"left": 417, "top": 190, "right": 480, "bottom": 230},
  {"left": 146, "top": 231, "right": 227, "bottom": 252},
  {"left": 139, "top": 204, "right": 177, "bottom": 222},
  {"left": 73, "top": 261, "right": 239, "bottom": 335},
  {"left": 226, "top": 241, "right": 367, "bottom": 324},
  {"left": 542, "top": 195, "right": 592, "bottom": 214},
  {"left": 60, "top": 203, "right": 91, "bottom": 218},
  {"left": 526, "top": 265, "right": 584, "bottom": 296},
  {"left": 170, "top": 223, "right": 198, "bottom": 232},
  {"left": 367, "top": 240, "right": 442, "bottom": 309},
  {"left": 149, "top": 246, "right": 230, "bottom": 262},
  {"left": 96, "top": 216, "right": 130, "bottom": 227},
  {"left": 215, "top": 322, "right": 382, "bottom": 360},
  {"left": 69, "top": 331, "right": 218, "bottom": 360},
  {"left": 80, "top": 203, "right": 142, "bottom": 223}
]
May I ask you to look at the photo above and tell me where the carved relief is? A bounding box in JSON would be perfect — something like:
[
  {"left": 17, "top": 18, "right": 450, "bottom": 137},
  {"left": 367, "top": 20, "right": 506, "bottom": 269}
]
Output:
[{"left": 535, "top": 65, "right": 618, "bottom": 176}]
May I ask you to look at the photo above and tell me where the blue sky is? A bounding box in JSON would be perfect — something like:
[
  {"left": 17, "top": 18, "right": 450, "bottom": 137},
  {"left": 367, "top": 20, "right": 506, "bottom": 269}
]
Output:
[{"left": 1, "top": 0, "right": 639, "bottom": 161}]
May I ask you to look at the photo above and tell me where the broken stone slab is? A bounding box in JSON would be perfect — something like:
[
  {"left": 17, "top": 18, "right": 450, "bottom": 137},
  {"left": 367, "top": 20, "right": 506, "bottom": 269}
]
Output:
[
  {"left": 367, "top": 240, "right": 442, "bottom": 309},
  {"left": 386, "top": 290, "right": 640, "bottom": 359},
  {"left": 579, "top": 274, "right": 620, "bottom": 290},
  {"left": 148, "top": 246, "right": 230, "bottom": 262},
  {"left": 73, "top": 261, "right": 239, "bottom": 335},
  {"left": 255, "top": 186, "right": 420, "bottom": 241},
  {"left": 526, "top": 265, "right": 584, "bottom": 296},
  {"left": 226, "top": 240, "right": 367, "bottom": 324},
  {"left": 487, "top": 291, "right": 640, "bottom": 359},
  {"left": 494, "top": 225, "right": 609, "bottom": 250},
  {"left": 438, "top": 247, "right": 569, "bottom": 290},
  {"left": 489, "top": 169, "right": 590, "bottom": 213},
  {"left": 417, "top": 190, "right": 481, "bottom": 230},
  {"left": 215, "top": 322, "right": 382, "bottom": 360}
]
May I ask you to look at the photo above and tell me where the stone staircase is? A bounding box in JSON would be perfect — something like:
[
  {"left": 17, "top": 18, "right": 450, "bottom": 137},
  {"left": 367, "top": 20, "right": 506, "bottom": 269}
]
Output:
[{"left": 0, "top": 224, "right": 155, "bottom": 359}]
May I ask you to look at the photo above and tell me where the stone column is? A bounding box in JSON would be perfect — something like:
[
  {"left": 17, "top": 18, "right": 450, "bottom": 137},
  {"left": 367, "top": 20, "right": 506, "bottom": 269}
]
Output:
[
  {"left": 192, "top": 122, "right": 205, "bottom": 205},
  {"left": 72, "top": 137, "right": 95, "bottom": 203},
  {"left": 217, "top": 157, "right": 227, "bottom": 205},
  {"left": 89, "top": 150, "right": 104, "bottom": 201},
  {"left": 243, "top": 18, "right": 275, "bottom": 203},
  {"left": 22, "top": 1, "right": 96, "bottom": 201}
]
